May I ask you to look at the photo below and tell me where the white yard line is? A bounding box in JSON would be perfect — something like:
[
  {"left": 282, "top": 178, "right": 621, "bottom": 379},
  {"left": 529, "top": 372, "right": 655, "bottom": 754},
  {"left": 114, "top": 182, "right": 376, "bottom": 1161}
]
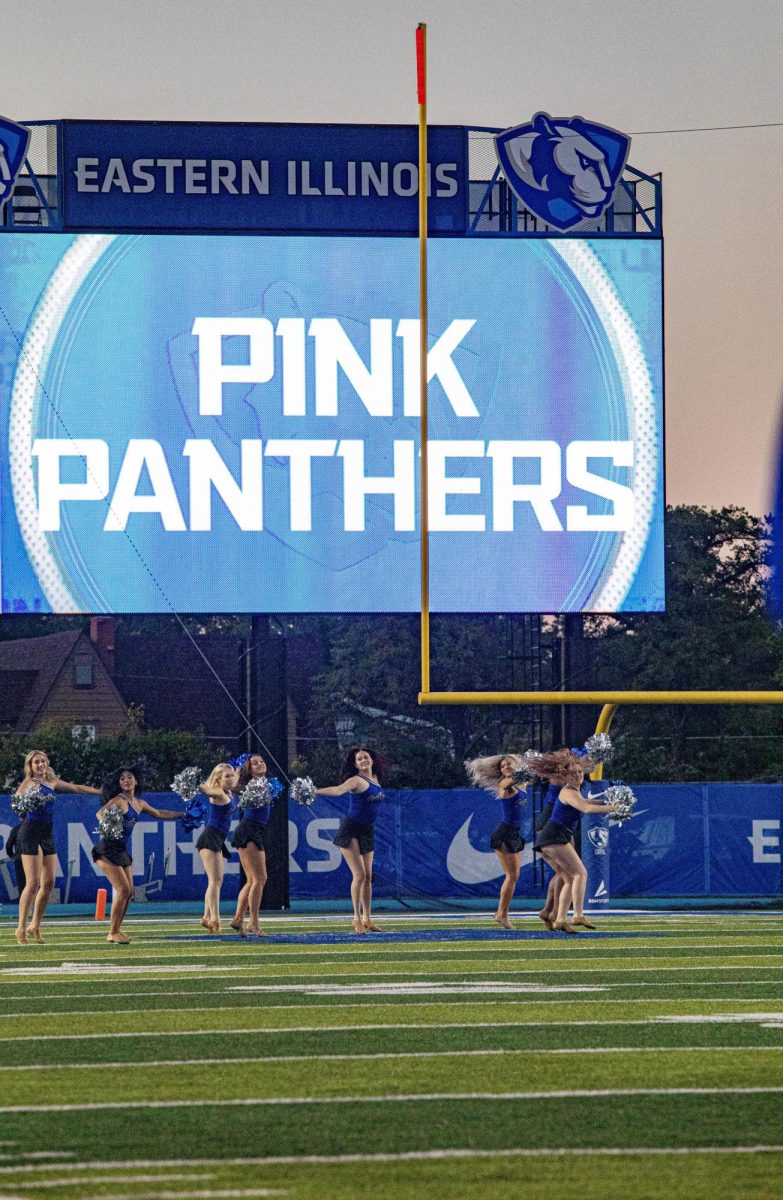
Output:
[
  {"left": 3, "top": 997, "right": 783, "bottom": 1021},
  {"left": 228, "top": 982, "right": 608, "bottom": 995},
  {"left": 0, "top": 1175, "right": 208, "bottom": 1189},
  {"left": 5, "top": 965, "right": 783, "bottom": 999},
  {"left": 2, "top": 954, "right": 780, "bottom": 981},
  {"left": 3, "top": 948, "right": 780, "bottom": 973},
  {"left": 4, "top": 975, "right": 783, "bottom": 1004},
  {"left": 0, "top": 1046, "right": 781, "bottom": 1073},
  {"left": 106, "top": 1193, "right": 285, "bottom": 1200},
  {"left": 0, "top": 962, "right": 218, "bottom": 977},
  {"left": 7, "top": 979, "right": 783, "bottom": 1008},
  {"left": 0, "top": 1086, "right": 781, "bottom": 1115},
  {"left": 1, "top": 1014, "right": 781, "bottom": 1044},
  {"left": 17, "top": 960, "right": 783, "bottom": 978},
  {"left": 1, "top": 1145, "right": 782, "bottom": 1176},
  {"left": 3, "top": 935, "right": 781, "bottom": 956},
  {"left": 102, "top": 1193, "right": 285, "bottom": 1200}
]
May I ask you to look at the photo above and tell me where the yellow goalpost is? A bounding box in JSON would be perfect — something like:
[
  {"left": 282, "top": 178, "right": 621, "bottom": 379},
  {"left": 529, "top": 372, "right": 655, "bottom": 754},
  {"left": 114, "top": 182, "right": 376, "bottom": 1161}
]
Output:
[{"left": 414, "top": 23, "right": 783, "bottom": 732}]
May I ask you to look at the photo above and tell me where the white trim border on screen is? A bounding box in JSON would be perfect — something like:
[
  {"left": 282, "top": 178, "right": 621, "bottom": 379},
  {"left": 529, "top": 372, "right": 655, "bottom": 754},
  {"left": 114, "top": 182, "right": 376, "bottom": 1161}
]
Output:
[
  {"left": 551, "top": 240, "right": 659, "bottom": 610},
  {"left": 9, "top": 234, "right": 116, "bottom": 611}
]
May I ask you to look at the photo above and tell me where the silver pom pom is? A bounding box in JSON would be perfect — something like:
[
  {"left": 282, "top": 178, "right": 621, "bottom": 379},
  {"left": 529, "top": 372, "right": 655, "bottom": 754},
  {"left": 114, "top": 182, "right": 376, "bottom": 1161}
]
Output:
[
  {"left": 513, "top": 750, "right": 545, "bottom": 784},
  {"left": 96, "top": 803, "right": 125, "bottom": 840},
  {"left": 238, "top": 777, "right": 272, "bottom": 808},
  {"left": 171, "top": 766, "right": 201, "bottom": 802},
  {"left": 11, "top": 785, "right": 48, "bottom": 817},
  {"left": 604, "top": 783, "right": 636, "bottom": 821},
  {"left": 513, "top": 750, "right": 544, "bottom": 785},
  {"left": 584, "top": 733, "right": 614, "bottom": 764},
  {"left": 291, "top": 776, "right": 317, "bottom": 806}
]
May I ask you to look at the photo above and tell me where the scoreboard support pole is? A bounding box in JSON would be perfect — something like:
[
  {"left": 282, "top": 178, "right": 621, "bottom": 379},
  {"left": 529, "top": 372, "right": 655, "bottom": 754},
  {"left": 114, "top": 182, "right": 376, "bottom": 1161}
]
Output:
[
  {"left": 250, "top": 614, "right": 290, "bottom": 910},
  {"left": 416, "top": 22, "right": 431, "bottom": 697}
]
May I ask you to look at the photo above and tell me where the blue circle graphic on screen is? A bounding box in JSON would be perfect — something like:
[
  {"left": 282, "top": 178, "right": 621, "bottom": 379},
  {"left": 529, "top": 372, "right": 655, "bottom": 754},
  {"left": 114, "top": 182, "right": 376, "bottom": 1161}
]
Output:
[{"left": 4, "top": 233, "right": 663, "bottom": 614}]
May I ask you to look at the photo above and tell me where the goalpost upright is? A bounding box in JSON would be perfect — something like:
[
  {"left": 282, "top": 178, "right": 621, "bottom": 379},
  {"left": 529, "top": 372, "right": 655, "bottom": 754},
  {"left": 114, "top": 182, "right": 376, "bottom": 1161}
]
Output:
[{"left": 413, "top": 26, "right": 783, "bottom": 724}]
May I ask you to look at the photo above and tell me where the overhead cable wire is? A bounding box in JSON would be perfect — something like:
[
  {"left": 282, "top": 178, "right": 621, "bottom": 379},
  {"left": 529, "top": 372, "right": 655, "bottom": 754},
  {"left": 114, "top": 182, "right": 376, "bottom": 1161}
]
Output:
[
  {"left": 631, "top": 120, "right": 783, "bottom": 135},
  {"left": 0, "top": 298, "right": 292, "bottom": 783}
]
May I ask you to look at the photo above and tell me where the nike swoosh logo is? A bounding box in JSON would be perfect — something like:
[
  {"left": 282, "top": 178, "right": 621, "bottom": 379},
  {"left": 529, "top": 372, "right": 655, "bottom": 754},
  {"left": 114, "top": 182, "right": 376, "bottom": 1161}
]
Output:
[
  {"left": 586, "top": 790, "right": 608, "bottom": 800},
  {"left": 446, "top": 815, "right": 534, "bottom": 884}
]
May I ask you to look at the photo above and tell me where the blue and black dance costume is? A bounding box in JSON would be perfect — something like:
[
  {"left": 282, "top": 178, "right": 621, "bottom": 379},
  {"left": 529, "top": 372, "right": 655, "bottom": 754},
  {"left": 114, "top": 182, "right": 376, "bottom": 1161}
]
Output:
[
  {"left": 16, "top": 785, "right": 58, "bottom": 857},
  {"left": 489, "top": 791, "right": 526, "bottom": 854},
  {"left": 232, "top": 790, "right": 275, "bottom": 853},
  {"left": 333, "top": 776, "right": 384, "bottom": 855},
  {"left": 534, "top": 791, "right": 581, "bottom": 850},
  {"left": 196, "top": 798, "right": 234, "bottom": 859},
  {"left": 92, "top": 803, "right": 138, "bottom": 869},
  {"left": 535, "top": 782, "right": 560, "bottom": 832}
]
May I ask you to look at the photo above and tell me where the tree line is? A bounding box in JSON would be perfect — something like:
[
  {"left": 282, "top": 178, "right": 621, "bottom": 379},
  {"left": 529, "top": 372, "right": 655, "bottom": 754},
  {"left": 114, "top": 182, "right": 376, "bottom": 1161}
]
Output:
[{"left": 2, "top": 505, "right": 782, "bottom": 788}]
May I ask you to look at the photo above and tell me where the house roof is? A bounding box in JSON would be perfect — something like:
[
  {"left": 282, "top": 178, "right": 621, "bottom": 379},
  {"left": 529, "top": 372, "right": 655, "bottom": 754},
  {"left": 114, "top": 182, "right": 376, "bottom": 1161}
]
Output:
[{"left": 0, "top": 630, "right": 114, "bottom": 731}]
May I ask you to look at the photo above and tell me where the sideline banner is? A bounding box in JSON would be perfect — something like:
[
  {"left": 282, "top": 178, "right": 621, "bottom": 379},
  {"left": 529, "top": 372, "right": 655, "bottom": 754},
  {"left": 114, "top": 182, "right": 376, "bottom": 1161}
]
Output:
[
  {"left": 609, "top": 783, "right": 783, "bottom": 897},
  {"left": 1, "top": 784, "right": 780, "bottom": 906},
  {"left": 0, "top": 788, "right": 538, "bottom": 905}
]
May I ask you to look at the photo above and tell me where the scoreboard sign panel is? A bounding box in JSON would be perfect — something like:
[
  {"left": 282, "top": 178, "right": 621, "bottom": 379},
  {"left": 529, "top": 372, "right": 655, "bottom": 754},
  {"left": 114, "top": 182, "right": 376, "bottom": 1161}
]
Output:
[
  {"left": 61, "top": 121, "right": 467, "bottom": 233},
  {"left": 0, "top": 233, "right": 663, "bottom": 614}
]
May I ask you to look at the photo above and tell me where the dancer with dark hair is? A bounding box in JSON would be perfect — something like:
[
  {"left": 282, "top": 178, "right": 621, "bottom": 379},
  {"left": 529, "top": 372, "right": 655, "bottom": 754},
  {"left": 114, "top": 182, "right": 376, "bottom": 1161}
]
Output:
[
  {"left": 230, "top": 754, "right": 279, "bottom": 937},
  {"left": 535, "top": 779, "right": 564, "bottom": 930},
  {"left": 529, "top": 748, "right": 622, "bottom": 933},
  {"left": 196, "top": 762, "right": 237, "bottom": 933},
  {"left": 93, "top": 766, "right": 183, "bottom": 945},
  {"left": 316, "top": 746, "right": 386, "bottom": 935},
  {"left": 14, "top": 750, "right": 100, "bottom": 945},
  {"left": 465, "top": 753, "right": 527, "bottom": 930}
]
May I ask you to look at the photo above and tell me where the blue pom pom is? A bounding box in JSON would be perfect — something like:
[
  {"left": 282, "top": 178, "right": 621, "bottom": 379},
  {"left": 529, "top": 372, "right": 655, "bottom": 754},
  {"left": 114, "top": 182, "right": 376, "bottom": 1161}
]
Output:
[
  {"left": 268, "top": 776, "right": 284, "bottom": 800},
  {"left": 181, "top": 795, "right": 208, "bottom": 833}
]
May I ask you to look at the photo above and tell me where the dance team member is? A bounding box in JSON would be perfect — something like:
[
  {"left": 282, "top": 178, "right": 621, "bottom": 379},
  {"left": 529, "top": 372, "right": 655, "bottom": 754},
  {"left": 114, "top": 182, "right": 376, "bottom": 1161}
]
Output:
[
  {"left": 196, "top": 762, "right": 237, "bottom": 933},
  {"left": 93, "top": 765, "right": 184, "bottom": 945},
  {"left": 535, "top": 739, "right": 612, "bottom": 929},
  {"left": 530, "top": 748, "right": 621, "bottom": 933},
  {"left": 230, "top": 754, "right": 279, "bottom": 937},
  {"left": 536, "top": 778, "right": 563, "bottom": 930},
  {"left": 14, "top": 750, "right": 100, "bottom": 945},
  {"left": 316, "top": 746, "right": 386, "bottom": 934},
  {"left": 465, "top": 753, "right": 528, "bottom": 930}
]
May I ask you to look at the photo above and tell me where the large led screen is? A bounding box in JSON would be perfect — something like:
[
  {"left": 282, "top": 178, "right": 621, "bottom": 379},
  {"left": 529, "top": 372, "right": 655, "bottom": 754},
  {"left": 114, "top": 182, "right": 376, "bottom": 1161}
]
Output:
[{"left": 0, "top": 234, "right": 663, "bottom": 614}]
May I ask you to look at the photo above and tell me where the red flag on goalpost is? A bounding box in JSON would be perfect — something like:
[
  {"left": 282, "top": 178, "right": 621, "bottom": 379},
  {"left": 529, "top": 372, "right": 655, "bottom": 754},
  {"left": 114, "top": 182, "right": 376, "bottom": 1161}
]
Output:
[{"left": 416, "top": 24, "right": 426, "bottom": 105}]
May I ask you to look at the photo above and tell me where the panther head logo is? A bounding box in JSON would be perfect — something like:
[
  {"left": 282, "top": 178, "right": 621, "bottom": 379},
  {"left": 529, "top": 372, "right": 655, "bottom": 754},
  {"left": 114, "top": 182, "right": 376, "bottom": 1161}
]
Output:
[
  {"left": 0, "top": 116, "right": 31, "bottom": 204},
  {"left": 495, "top": 112, "right": 631, "bottom": 232},
  {"left": 587, "top": 826, "right": 610, "bottom": 851}
]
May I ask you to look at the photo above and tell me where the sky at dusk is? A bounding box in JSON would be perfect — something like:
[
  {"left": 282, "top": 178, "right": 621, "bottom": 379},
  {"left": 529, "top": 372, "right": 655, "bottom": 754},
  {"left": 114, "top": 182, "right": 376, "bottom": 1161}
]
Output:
[{"left": 4, "top": 0, "right": 782, "bottom": 518}]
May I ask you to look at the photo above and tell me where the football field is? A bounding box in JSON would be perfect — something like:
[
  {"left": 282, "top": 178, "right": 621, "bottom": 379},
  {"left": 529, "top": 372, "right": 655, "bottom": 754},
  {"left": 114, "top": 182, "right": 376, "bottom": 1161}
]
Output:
[{"left": 0, "top": 909, "right": 781, "bottom": 1200}]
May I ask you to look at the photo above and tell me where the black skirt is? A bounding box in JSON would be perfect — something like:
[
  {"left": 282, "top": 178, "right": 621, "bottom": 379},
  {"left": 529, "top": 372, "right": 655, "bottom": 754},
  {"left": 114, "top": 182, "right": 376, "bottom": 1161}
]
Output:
[
  {"left": 92, "top": 838, "right": 132, "bottom": 868},
  {"left": 196, "top": 827, "right": 231, "bottom": 858},
  {"left": 490, "top": 822, "right": 525, "bottom": 854},
  {"left": 232, "top": 817, "right": 268, "bottom": 852},
  {"left": 333, "top": 817, "right": 374, "bottom": 855},
  {"left": 16, "top": 819, "right": 56, "bottom": 857},
  {"left": 534, "top": 819, "right": 575, "bottom": 850}
]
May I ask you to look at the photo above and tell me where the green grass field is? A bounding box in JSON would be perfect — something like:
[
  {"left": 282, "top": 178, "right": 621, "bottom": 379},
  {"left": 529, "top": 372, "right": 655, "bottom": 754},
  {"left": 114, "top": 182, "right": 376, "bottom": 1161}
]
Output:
[{"left": 0, "top": 908, "right": 781, "bottom": 1200}]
